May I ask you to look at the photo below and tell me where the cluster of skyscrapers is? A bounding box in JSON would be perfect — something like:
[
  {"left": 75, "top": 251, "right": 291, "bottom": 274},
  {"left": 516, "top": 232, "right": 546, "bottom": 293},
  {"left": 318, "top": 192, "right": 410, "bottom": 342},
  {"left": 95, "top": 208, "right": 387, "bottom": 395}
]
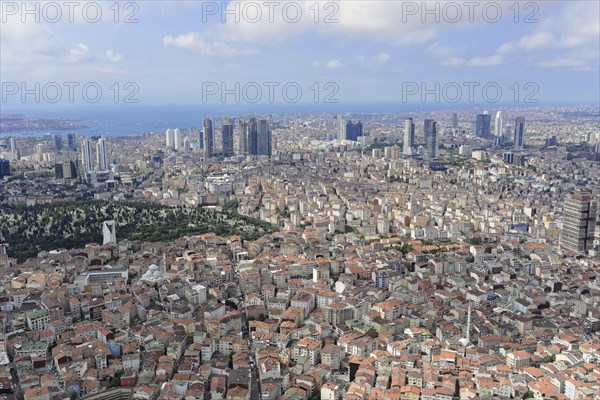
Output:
[
  {"left": 336, "top": 115, "right": 364, "bottom": 142},
  {"left": 401, "top": 118, "right": 437, "bottom": 160},
  {"left": 167, "top": 116, "right": 272, "bottom": 159},
  {"left": 236, "top": 117, "right": 272, "bottom": 157},
  {"left": 54, "top": 160, "right": 78, "bottom": 180},
  {"left": 81, "top": 137, "right": 109, "bottom": 174},
  {"left": 474, "top": 111, "right": 525, "bottom": 150}
]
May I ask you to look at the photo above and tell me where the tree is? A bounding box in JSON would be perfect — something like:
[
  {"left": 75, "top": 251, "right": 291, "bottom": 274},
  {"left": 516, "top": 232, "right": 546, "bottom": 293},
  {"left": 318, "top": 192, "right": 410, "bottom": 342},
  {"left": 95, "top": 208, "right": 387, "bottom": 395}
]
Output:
[
  {"left": 484, "top": 246, "right": 493, "bottom": 254},
  {"left": 108, "top": 371, "right": 122, "bottom": 388},
  {"left": 258, "top": 313, "right": 266, "bottom": 322},
  {"left": 467, "top": 237, "right": 482, "bottom": 245}
]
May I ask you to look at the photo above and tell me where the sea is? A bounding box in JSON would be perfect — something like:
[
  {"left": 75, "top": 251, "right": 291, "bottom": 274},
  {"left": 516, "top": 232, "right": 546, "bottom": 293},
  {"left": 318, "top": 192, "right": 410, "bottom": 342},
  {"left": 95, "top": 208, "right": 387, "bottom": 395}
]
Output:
[{"left": 0, "top": 102, "right": 575, "bottom": 138}]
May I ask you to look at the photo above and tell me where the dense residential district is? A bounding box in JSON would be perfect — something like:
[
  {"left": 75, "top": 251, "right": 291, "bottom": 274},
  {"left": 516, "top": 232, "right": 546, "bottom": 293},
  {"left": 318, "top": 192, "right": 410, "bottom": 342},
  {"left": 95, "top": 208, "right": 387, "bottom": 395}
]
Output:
[{"left": 0, "top": 106, "right": 599, "bottom": 400}]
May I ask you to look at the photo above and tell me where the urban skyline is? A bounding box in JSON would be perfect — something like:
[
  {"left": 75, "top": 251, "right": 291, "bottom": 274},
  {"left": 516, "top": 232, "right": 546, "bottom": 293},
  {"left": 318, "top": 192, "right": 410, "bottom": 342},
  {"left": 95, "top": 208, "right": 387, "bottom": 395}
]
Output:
[{"left": 0, "top": 2, "right": 599, "bottom": 400}]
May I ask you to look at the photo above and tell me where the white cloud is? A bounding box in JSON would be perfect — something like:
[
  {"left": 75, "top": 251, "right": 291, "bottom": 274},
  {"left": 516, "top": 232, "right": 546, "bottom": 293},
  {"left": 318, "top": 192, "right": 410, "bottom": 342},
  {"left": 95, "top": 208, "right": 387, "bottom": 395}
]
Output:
[
  {"left": 105, "top": 50, "right": 123, "bottom": 63},
  {"left": 354, "top": 52, "right": 391, "bottom": 68},
  {"left": 162, "top": 32, "right": 256, "bottom": 55},
  {"left": 66, "top": 43, "right": 92, "bottom": 63},
  {"left": 466, "top": 54, "right": 503, "bottom": 67},
  {"left": 537, "top": 58, "right": 587, "bottom": 68},
  {"left": 425, "top": 2, "right": 598, "bottom": 70},
  {"left": 325, "top": 59, "right": 343, "bottom": 69},
  {"left": 373, "top": 52, "right": 391, "bottom": 64},
  {"left": 161, "top": 0, "right": 526, "bottom": 57},
  {"left": 517, "top": 32, "right": 555, "bottom": 50},
  {"left": 441, "top": 57, "right": 466, "bottom": 67},
  {"left": 488, "top": 2, "right": 599, "bottom": 69}
]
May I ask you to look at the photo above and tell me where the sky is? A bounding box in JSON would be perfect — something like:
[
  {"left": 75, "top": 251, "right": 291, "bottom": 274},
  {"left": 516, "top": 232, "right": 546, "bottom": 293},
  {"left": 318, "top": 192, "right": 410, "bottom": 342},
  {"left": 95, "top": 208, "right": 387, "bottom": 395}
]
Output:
[{"left": 1, "top": 0, "right": 599, "bottom": 109}]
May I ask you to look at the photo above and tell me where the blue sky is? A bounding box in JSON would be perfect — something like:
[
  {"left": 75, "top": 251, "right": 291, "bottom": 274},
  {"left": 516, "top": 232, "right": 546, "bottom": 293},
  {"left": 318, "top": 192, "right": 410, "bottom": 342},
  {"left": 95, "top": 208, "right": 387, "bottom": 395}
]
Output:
[{"left": 1, "top": 1, "right": 599, "bottom": 108}]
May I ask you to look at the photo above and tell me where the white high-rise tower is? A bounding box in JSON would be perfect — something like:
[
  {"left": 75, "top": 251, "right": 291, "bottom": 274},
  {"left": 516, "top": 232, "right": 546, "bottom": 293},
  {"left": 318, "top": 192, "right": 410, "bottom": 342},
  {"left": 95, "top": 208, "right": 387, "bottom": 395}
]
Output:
[
  {"left": 495, "top": 111, "right": 503, "bottom": 136},
  {"left": 337, "top": 114, "right": 346, "bottom": 141},
  {"left": 403, "top": 118, "right": 415, "bottom": 156},
  {"left": 96, "top": 137, "right": 108, "bottom": 171},
  {"left": 165, "top": 129, "right": 174, "bottom": 149},
  {"left": 81, "top": 139, "right": 93, "bottom": 174},
  {"left": 102, "top": 220, "right": 117, "bottom": 244},
  {"left": 173, "top": 128, "right": 181, "bottom": 151}
]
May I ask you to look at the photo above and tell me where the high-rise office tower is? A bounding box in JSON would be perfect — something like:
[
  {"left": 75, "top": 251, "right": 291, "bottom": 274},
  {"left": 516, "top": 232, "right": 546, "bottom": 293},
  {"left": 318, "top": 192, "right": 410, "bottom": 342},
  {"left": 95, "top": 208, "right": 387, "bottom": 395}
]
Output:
[
  {"left": 345, "top": 121, "right": 363, "bottom": 141},
  {"left": 8, "top": 137, "right": 17, "bottom": 153},
  {"left": 173, "top": 129, "right": 181, "bottom": 151},
  {"left": 514, "top": 117, "right": 525, "bottom": 150},
  {"left": 494, "top": 111, "right": 503, "bottom": 146},
  {"left": 494, "top": 111, "right": 503, "bottom": 136},
  {"left": 165, "top": 129, "right": 174, "bottom": 149},
  {"left": 54, "top": 163, "right": 64, "bottom": 179},
  {"left": 102, "top": 220, "right": 117, "bottom": 245},
  {"left": 403, "top": 118, "right": 415, "bottom": 156},
  {"left": 204, "top": 117, "right": 214, "bottom": 158},
  {"left": 475, "top": 113, "right": 491, "bottom": 138},
  {"left": 257, "top": 118, "right": 272, "bottom": 157},
  {"left": 81, "top": 139, "right": 94, "bottom": 174},
  {"left": 248, "top": 118, "right": 258, "bottom": 155},
  {"left": 222, "top": 117, "right": 234, "bottom": 157},
  {"left": 67, "top": 133, "right": 77, "bottom": 151},
  {"left": 560, "top": 191, "right": 598, "bottom": 254},
  {"left": 54, "top": 133, "right": 63, "bottom": 151},
  {"left": 63, "top": 160, "right": 77, "bottom": 179},
  {"left": 183, "top": 137, "right": 191, "bottom": 152},
  {"left": 337, "top": 114, "right": 346, "bottom": 140},
  {"left": 451, "top": 113, "right": 458, "bottom": 130},
  {"left": 424, "top": 119, "right": 438, "bottom": 160},
  {"left": 238, "top": 120, "right": 249, "bottom": 154},
  {"left": 0, "top": 159, "right": 11, "bottom": 178},
  {"left": 96, "top": 137, "right": 108, "bottom": 171}
]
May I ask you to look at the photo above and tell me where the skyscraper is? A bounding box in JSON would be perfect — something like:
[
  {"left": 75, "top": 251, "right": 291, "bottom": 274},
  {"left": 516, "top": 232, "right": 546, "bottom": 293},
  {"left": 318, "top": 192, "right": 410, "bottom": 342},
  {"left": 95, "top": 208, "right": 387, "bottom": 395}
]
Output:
[
  {"left": 560, "top": 191, "right": 598, "bottom": 254},
  {"left": 204, "top": 117, "right": 214, "bottom": 158},
  {"left": 424, "top": 119, "right": 437, "bottom": 160},
  {"left": 67, "top": 133, "right": 77, "bottom": 151},
  {"left": 55, "top": 163, "right": 64, "bottom": 179},
  {"left": 403, "top": 118, "right": 415, "bottom": 156},
  {"left": 475, "top": 113, "right": 491, "bottom": 138},
  {"left": 102, "top": 220, "right": 117, "bottom": 245},
  {"left": 337, "top": 114, "right": 346, "bottom": 140},
  {"left": 248, "top": 118, "right": 258, "bottom": 155},
  {"left": 81, "top": 139, "right": 93, "bottom": 174},
  {"left": 173, "top": 129, "right": 182, "bottom": 151},
  {"left": 238, "top": 120, "right": 249, "bottom": 154},
  {"left": 451, "top": 113, "right": 458, "bottom": 130},
  {"left": 0, "top": 159, "right": 10, "bottom": 178},
  {"left": 63, "top": 160, "right": 77, "bottom": 179},
  {"left": 494, "top": 111, "right": 503, "bottom": 146},
  {"left": 257, "top": 118, "right": 272, "bottom": 157},
  {"left": 514, "top": 117, "right": 525, "bottom": 150},
  {"left": 96, "top": 137, "right": 108, "bottom": 171},
  {"left": 345, "top": 121, "right": 363, "bottom": 141},
  {"left": 222, "top": 117, "right": 234, "bottom": 157},
  {"left": 165, "top": 129, "right": 175, "bottom": 149},
  {"left": 54, "top": 133, "right": 63, "bottom": 151},
  {"left": 183, "top": 137, "right": 191, "bottom": 152}
]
